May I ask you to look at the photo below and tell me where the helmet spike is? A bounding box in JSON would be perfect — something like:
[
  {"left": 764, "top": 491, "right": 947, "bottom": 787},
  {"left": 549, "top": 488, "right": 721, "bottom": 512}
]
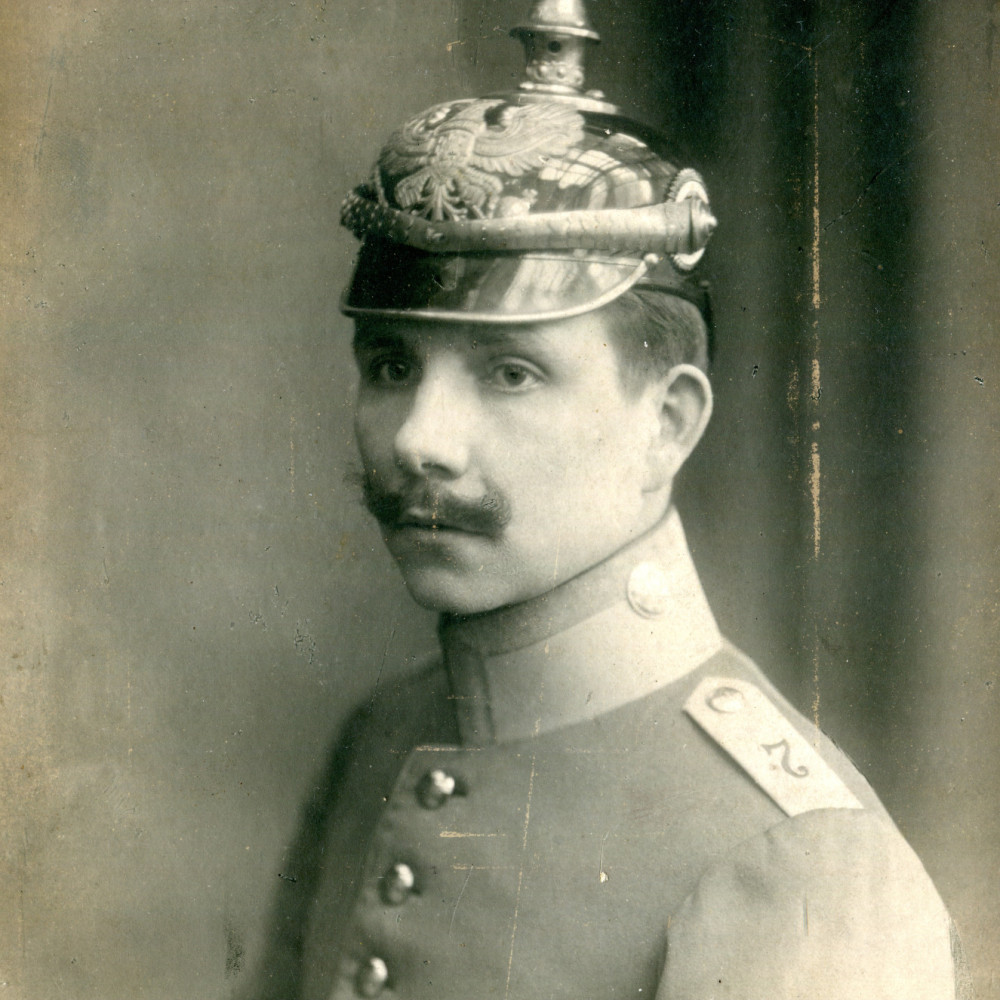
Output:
[
  {"left": 512, "top": 0, "right": 600, "bottom": 43},
  {"left": 511, "top": 0, "right": 614, "bottom": 110}
]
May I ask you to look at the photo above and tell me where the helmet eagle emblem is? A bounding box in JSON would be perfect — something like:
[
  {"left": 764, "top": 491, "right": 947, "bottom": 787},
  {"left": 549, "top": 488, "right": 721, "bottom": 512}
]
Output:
[{"left": 377, "top": 98, "right": 585, "bottom": 222}]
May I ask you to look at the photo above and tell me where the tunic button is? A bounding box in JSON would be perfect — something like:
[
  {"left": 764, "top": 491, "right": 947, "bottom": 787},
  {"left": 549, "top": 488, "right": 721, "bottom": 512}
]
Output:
[
  {"left": 355, "top": 956, "right": 390, "bottom": 998},
  {"left": 706, "top": 685, "right": 745, "bottom": 714},
  {"left": 626, "top": 561, "right": 671, "bottom": 618},
  {"left": 380, "top": 862, "right": 416, "bottom": 905},
  {"left": 416, "top": 768, "right": 463, "bottom": 809}
]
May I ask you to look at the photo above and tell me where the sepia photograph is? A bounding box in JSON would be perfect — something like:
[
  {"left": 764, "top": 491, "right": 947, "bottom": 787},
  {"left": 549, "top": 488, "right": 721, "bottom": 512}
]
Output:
[{"left": 2, "top": 1, "right": 997, "bottom": 997}]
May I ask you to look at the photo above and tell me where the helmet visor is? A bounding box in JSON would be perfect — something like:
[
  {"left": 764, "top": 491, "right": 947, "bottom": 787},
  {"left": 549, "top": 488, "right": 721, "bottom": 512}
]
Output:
[{"left": 341, "top": 240, "right": 650, "bottom": 325}]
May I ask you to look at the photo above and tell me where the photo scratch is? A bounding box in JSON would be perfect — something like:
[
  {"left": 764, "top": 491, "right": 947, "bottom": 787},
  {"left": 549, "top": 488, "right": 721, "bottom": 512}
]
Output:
[
  {"left": 449, "top": 869, "right": 472, "bottom": 936},
  {"left": 503, "top": 755, "right": 537, "bottom": 999},
  {"left": 33, "top": 69, "right": 54, "bottom": 168}
]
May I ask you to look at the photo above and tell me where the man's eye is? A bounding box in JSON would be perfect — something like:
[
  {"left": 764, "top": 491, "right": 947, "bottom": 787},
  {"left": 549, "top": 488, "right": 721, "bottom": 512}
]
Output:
[
  {"left": 367, "top": 357, "right": 414, "bottom": 385},
  {"left": 488, "top": 362, "right": 541, "bottom": 391}
]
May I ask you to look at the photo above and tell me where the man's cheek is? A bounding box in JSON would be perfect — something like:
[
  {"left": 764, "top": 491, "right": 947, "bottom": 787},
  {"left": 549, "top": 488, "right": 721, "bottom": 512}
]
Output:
[{"left": 354, "top": 416, "right": 391, "bottom": 465}]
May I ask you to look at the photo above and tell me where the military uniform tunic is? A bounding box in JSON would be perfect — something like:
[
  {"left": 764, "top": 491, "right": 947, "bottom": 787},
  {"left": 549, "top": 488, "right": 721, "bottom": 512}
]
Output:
[{"left": 252, "top": 510, "right": 962, "bottom": 1000}]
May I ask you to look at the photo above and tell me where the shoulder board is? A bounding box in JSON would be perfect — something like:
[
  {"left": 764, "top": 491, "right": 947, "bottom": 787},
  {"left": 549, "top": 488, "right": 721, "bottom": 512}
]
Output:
[{"left": 684, "top": 676, "right": 863, "bottom": 817}]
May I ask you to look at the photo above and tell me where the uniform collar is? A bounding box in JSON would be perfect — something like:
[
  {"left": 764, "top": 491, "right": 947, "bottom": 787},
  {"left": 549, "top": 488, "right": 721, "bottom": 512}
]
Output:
[{"left": 439, "top": 507, "right": 722, "bottom": 746}]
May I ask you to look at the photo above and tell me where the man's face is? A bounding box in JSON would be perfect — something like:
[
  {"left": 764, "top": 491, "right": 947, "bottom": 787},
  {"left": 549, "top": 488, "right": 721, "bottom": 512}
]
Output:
[{"left": 352, "top": 311, "right": 668, "bottom": 614}]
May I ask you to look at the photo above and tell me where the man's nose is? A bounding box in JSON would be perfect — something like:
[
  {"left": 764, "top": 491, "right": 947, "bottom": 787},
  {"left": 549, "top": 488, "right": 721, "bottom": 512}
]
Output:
[{"left": 393, "top": 366, "right": 472, "bottom": 478}]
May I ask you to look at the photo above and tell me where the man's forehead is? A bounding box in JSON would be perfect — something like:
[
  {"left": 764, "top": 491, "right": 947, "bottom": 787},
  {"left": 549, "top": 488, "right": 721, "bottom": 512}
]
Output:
[{"left": 351, "top": 314, "right": 609, "bottom": 352}]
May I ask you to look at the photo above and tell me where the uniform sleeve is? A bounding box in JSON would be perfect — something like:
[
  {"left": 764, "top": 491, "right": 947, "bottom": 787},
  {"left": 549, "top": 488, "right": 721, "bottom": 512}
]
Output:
[{"left": 656, "top": 807, "right": 961, "bottom": 1000}]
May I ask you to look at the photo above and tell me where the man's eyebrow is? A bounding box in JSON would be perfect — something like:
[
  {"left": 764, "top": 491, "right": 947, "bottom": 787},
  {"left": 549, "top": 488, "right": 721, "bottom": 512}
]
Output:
[{"left": 352, "top": 326, "right": 408, "bottom": 353}]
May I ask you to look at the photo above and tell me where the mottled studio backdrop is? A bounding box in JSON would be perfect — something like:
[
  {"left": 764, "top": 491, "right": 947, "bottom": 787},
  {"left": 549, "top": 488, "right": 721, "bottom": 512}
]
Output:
[{"left": 2, "top": 1, "right": 997, "bottom": 997}]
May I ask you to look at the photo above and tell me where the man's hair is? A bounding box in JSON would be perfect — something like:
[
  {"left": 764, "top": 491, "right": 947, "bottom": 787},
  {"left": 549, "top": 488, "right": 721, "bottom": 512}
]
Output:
[{"left": 602, "top": 289, "right": 710, "bottom": 390}]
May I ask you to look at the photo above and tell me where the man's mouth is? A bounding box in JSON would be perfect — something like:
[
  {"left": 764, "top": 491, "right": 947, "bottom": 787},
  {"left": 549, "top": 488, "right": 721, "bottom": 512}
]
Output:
[{"left": 394, "top": 508, "right": 481, "bottom": 534}]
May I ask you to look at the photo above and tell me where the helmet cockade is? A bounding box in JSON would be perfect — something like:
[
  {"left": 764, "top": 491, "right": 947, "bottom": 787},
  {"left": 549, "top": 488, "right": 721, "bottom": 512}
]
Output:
[{"left": 340, "top": 0, "right": 716, "bottom": 325}]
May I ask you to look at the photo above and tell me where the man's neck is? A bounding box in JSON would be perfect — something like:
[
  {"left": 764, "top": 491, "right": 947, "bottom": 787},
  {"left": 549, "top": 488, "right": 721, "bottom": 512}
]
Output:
[{"left": 438, "top": 508, "right": 723, "bottom": 744}]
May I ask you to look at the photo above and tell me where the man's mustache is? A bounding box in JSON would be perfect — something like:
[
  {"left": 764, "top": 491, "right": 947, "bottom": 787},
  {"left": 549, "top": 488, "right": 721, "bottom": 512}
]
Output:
[{"left": 360, "top": 470, "right": 512, "bottom": 537}]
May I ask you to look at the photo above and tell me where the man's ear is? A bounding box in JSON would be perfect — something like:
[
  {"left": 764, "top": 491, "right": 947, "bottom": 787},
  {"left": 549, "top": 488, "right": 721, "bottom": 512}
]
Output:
[{"left": 642, "top": 363, "right": 713, "bottom": 492}]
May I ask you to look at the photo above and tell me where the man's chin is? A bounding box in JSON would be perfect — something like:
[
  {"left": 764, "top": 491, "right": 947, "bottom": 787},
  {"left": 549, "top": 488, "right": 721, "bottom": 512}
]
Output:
[{"left": 393, "top": 560, "right": 509, "bottom": 616}]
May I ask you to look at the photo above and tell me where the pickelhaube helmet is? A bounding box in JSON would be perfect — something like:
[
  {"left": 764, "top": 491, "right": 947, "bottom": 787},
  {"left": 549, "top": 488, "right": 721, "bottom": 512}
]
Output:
[{"left": 340, "top": 0, "right": 716, "bottom": 325}]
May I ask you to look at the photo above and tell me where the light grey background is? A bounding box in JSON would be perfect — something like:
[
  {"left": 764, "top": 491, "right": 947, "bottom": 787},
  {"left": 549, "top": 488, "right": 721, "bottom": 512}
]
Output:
[{"left": 2, "top": 1, "right": 997, "bottom": 998}]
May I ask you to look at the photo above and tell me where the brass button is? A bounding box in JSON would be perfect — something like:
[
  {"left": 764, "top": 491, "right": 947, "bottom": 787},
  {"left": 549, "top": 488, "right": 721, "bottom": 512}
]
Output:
[
  {"left": 706, "top": 685, "right": 745, "bottom": 714},
  {"left": 416, "top": 768, "right": 462, "bottom": 809},
  {"left": 626, "top": 561, "right": 671, "bottom": 618},
  {"left": 380, "top": 862, "right": 416, "bottom": 906},
  {"left": 355, "top": 956, "right": 390, "bottom": 998}
]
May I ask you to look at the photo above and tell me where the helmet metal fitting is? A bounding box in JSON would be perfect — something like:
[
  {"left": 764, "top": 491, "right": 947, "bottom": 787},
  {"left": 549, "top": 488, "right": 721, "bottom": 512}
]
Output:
[{"left": 341, "top": 0, "right": 715, "bottom": 325}]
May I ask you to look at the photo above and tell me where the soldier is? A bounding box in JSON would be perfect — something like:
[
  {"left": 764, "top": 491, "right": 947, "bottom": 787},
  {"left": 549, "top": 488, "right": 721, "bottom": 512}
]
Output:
[{"left": 246, "top": 3, "right": 967, "bottom": 998}]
